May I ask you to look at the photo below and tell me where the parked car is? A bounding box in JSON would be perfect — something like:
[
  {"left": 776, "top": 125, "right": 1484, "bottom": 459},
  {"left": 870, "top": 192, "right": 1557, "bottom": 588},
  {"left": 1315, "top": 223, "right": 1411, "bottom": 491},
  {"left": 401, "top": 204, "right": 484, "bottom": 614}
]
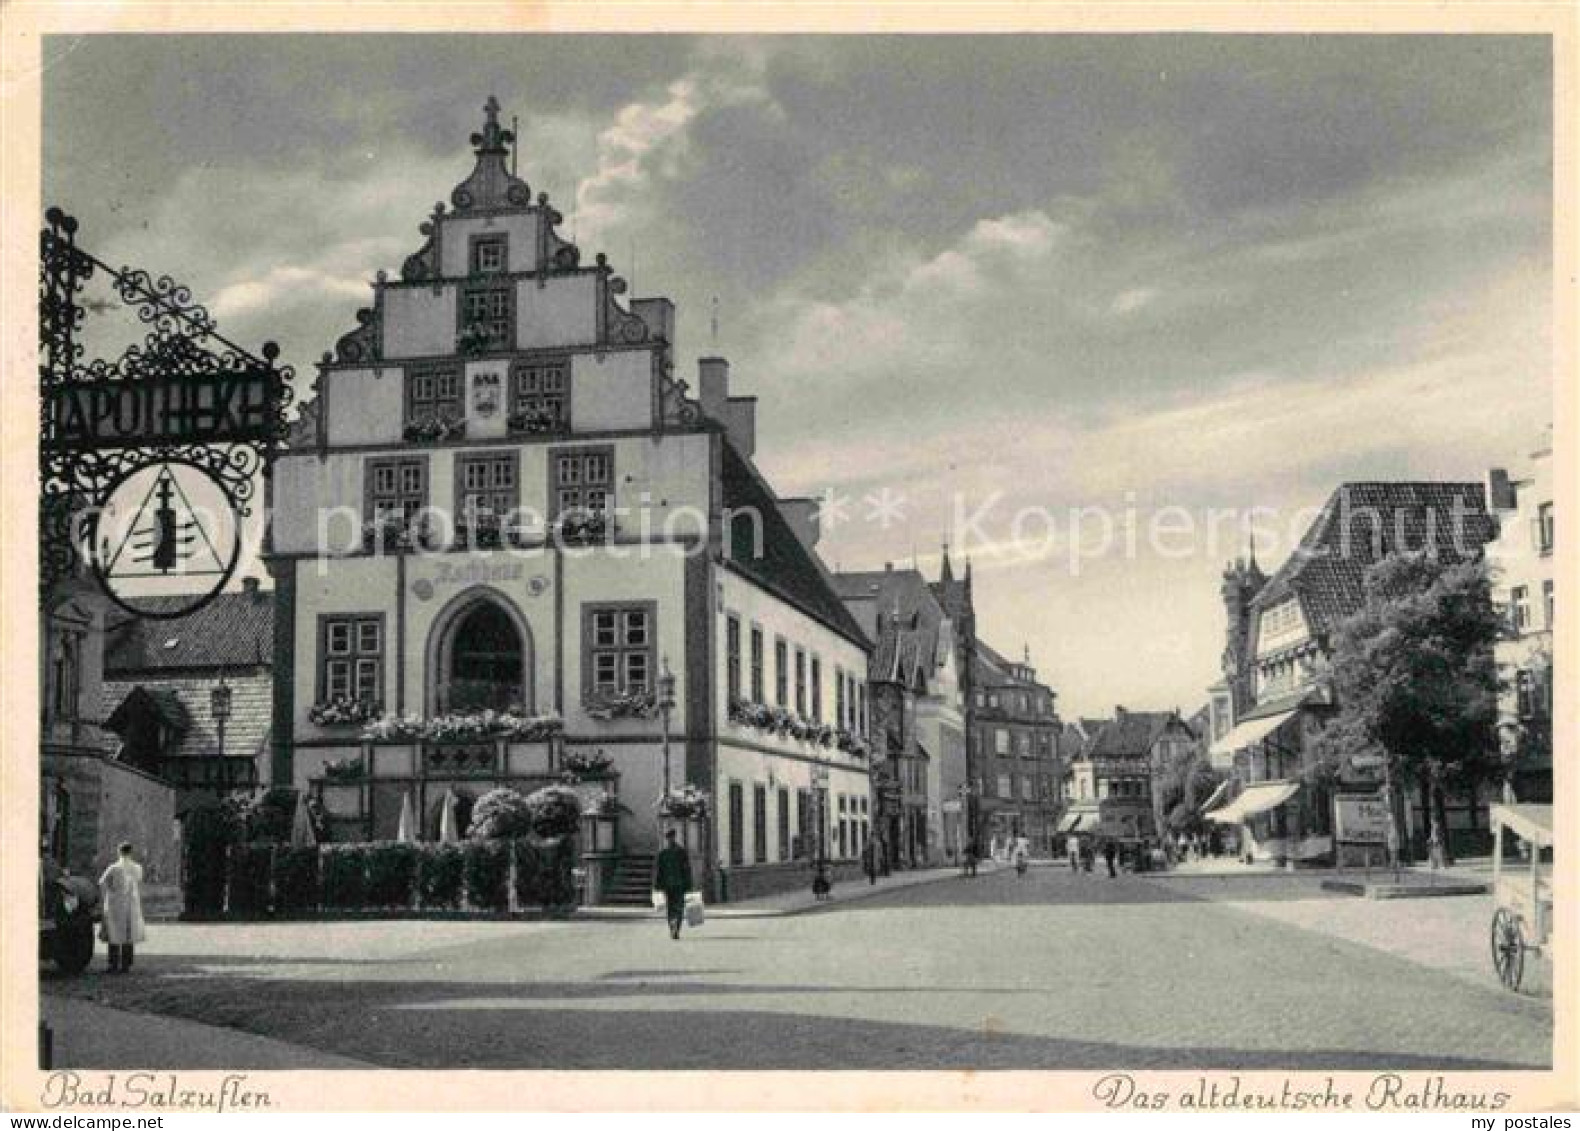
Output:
[{"left": 40, "top": 857, "right": 99, "bottom": 974}]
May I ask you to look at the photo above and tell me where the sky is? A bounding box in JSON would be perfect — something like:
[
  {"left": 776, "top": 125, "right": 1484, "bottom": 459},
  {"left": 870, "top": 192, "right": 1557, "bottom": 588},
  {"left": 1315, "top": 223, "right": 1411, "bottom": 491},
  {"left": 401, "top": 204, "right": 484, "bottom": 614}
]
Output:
[{"left": 42, "top": 34, "right": 1554, "bottom": 717}]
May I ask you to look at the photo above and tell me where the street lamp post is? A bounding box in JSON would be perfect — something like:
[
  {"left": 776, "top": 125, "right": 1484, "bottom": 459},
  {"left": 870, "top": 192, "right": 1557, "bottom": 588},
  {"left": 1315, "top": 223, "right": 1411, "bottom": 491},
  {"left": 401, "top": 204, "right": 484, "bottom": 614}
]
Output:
[
  {"left": 657, "top": 657, "right": 676, "bottom": 797},
  {"left": 210, "top": 676, "right": 233, "bottom": 762}
]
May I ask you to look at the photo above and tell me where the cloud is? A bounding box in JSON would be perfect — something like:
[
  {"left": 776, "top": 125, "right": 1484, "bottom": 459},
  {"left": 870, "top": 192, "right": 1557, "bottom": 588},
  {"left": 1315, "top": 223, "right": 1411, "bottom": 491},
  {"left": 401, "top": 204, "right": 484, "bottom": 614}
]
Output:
[
  {"left": 213, "top": 266, "right": 369, "bottom": 320},
  {"left": 573, "top": 55, "right": 779, "bottom": 251}
]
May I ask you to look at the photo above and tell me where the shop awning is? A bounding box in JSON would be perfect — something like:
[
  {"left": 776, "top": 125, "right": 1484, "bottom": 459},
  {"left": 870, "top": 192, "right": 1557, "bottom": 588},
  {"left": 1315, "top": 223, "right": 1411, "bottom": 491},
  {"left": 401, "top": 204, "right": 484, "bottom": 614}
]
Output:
[
  {"left": 1056, "top": 813, "right": 1085, "bottom": 833},
  {"left": 1208, "top": 709, "right": 1300, "bottom": 760},
  {"left": 1196, "top": 779, "right": 1230, "bottom": 814},
  {"left": 1205, "top": 780, "right": 1300, "bottom": 824}
]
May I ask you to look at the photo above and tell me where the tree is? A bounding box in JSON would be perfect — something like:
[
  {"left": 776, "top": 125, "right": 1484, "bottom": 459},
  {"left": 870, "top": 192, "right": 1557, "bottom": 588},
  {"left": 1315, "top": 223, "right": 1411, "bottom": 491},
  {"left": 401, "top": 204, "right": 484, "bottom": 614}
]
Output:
[
  {"left": 1315, "top": 552, "right": 1505, "bottom": 864},
  {"left": 468, "top": 788, "right": 532, "bottom": 840},
  {"left": 1155, "top": 746, "right": 1222, "bottom": 838}
]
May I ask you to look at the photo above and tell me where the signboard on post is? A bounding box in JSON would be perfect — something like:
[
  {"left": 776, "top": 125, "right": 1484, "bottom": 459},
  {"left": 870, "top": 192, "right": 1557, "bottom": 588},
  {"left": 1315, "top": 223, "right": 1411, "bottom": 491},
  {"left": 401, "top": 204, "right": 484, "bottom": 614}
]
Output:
[{"left": 1333, "top": 792, "right": 1391, "bottom": 845}]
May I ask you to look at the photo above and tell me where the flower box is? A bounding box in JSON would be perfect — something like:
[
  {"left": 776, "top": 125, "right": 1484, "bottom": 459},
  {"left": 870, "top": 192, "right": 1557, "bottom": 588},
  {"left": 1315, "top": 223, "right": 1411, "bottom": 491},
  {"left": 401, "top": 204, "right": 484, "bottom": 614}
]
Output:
[
  {"left": 584, "top": 690, "right": 657, "bottom": 721},
  {"left": 309, "top": 697, "right": 382, "bottom": 727},
  {"left": 362, "top": 710, "right": 564, "bottom": 744}
]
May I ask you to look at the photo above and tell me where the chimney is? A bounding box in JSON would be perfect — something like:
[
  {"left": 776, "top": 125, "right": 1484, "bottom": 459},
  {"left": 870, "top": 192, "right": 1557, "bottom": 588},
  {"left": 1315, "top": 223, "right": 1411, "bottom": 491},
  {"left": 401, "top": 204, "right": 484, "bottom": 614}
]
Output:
[
  {"left": 1486, "top": 467, "right": 1516, "bottom": 512},
  {"left": 725, "top": 396, "right": 757, "bottom": 458},
  {"left": 699, "top": 357, "right": 730, "bottom": 421}
]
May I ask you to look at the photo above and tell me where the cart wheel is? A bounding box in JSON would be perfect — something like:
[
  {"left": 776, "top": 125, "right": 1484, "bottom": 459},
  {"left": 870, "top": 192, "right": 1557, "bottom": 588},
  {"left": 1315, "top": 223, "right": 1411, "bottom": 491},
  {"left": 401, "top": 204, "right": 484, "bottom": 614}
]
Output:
[{"left": 1491, "top": 908, "right": 1525, "bottom": 991}]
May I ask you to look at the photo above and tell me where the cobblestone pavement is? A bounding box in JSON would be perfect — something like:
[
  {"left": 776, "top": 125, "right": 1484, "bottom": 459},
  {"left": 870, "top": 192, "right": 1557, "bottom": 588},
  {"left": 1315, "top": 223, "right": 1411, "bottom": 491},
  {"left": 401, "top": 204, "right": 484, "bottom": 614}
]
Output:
[{"left": 42, "top": 868, "right": 1551, "bottom": 1070}]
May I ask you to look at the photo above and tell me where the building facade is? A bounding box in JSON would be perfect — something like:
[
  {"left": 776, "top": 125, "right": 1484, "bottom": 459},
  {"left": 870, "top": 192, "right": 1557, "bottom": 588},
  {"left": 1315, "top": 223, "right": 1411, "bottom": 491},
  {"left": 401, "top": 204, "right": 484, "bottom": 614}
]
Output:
[
  {"left": 1208, "top": 482, "right": 1498, "bottom": 862},
  {"left": 1061, "top": 708, "right": 1193, "bottom": 843},
  {"left": 835, "top": 563, "right": 968, "bottom": 866},
  {"left": 971, "top": 643, "right": 1063, "bottom": 854},
  {"left": 1486, "top": 428, "right": 1554, "bottom": 803},
  {"left": 267, "top": 99, "right": 871, "bottom": 900}
]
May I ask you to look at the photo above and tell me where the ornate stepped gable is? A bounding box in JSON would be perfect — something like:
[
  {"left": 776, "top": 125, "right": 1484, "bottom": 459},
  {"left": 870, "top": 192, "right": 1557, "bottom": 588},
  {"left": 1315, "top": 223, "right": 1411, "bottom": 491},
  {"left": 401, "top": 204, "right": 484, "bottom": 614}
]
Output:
[{"left": 296, "top": 96, "right": 704, "bottom": 432}]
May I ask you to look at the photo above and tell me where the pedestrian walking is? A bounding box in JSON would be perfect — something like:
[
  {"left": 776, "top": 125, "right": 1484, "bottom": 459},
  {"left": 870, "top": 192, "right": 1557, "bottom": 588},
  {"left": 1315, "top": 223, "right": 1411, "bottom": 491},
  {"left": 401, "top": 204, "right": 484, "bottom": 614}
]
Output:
[
  {"left": 1013, "top": 839, "right": 1029, "bottom": 877},
  {"left": 1066, "top": 833, "right": 1080, "bottom": 873},
  {"left": 812, "top": 858, "right": 833, "bottom": 900},
  {"left": 1102, "top": 838, "right": 1118, "bottom": 878},
  {"left": 1080, "top": 839, "right": 1094, "bottom": 873},
  {"left": 650, "top": 828, "right": 693, "bottom": 940},
  {"left": 963, "top": 842, "right": 979, "bottom": 877},
  {"left": 862, "top": 837, "right": 879, "bottom": 886},
  {"left": 98, "top": 842, "right": 145, "bottom": 974}
]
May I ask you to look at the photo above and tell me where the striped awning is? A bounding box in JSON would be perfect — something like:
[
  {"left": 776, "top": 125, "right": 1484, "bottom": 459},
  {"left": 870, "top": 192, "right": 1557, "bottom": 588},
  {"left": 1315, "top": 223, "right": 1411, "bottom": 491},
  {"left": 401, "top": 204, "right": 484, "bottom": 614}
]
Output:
[
  {"left": 1208, "top": 709, "right": 1300, "bottom": 760},
  {"left": 1205, "top": 780, "right": 1300, "bottom": 824}
]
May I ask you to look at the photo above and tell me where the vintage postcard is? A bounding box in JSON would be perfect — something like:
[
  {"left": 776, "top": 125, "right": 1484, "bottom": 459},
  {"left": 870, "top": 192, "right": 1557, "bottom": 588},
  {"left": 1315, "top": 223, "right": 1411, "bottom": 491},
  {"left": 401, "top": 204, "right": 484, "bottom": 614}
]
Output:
[{"left": 2, "top": 1, "right": 1574, "bottom": 1115}]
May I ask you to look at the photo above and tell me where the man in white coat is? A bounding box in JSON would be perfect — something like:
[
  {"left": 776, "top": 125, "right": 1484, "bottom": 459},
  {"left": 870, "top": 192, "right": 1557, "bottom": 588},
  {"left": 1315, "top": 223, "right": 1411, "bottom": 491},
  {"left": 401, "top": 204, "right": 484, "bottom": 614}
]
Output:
[{"left": 98, "top": 842, "right": 146, "bottom": 974}]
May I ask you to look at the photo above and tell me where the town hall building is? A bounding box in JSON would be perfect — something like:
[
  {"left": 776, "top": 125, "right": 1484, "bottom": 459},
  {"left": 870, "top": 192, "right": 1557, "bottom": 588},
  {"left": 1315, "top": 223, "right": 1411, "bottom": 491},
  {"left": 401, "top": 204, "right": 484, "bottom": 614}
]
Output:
[{"left": 265, "top": 99, "right": 872, "bottom": 900}]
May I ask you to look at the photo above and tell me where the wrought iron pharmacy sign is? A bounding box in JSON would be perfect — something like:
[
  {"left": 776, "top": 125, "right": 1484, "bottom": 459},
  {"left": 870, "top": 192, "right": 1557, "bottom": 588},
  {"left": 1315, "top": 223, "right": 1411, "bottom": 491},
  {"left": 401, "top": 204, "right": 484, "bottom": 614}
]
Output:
[{"left": 39, "top": 207, "right": 293, "bottom": 618}]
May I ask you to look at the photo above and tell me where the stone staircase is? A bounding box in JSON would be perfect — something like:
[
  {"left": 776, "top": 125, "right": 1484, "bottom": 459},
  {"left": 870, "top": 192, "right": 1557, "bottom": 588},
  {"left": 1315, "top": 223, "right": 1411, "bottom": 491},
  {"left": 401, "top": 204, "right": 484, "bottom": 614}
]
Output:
[{"left": 601, "top": 853, "right": 656, "bottom": 907}]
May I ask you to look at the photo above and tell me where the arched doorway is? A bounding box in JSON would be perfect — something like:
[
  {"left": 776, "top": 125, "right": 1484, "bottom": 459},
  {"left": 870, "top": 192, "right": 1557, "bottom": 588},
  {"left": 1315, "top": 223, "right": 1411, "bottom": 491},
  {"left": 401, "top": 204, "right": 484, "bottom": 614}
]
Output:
[{"left": 430, "top": 592, "right": 531, "bottom": 714}]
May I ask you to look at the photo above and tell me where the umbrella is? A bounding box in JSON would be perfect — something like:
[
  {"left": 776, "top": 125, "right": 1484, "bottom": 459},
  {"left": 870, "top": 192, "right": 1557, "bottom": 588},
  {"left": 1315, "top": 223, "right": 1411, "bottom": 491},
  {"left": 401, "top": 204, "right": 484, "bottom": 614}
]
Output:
[
  {"left": 438, "top": 790, "right": 458, "bottom": 844},
  {"left": 396, "top": 791, "right": 416, "bottom": 844},
  {"left": 290, "top": 790, "right": 318, "bottom": 847}
]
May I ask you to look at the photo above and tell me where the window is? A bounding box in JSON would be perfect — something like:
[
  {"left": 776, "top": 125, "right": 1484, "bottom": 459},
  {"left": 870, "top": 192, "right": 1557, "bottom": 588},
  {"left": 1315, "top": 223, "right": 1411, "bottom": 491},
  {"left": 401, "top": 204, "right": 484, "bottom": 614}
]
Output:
[
  {"left": 509, "top": 359, "right": 569, "bottom": 432},
  {"left": 405, "top": 366, "right": 462, "bottom": 427},
  {"left": 584, "top": 603, "right": 654, "bottom": 697},
  {"left": 726, "top": 615, "right": 742, "bottom": 703},
  {"left": 996, "top": 774, "right": 1012, "bottom": 800},
  {"left": 459, "top": 282, "right": 513, "bottom": 351},
  {"left": 320, "top": 615, "right": 383, "bottom": 705},
  {"left": 796, "top": 788, "right": 812, "bottom": 858},
  {"left": 811, "top": 657, "right": 823, "bottom": 722},
  {"left": 366, "top": 456, "right": 428, "bottom": 526},
  {"left": 1020, "top": 777, "right": 1033, "bottom": 801},
  {"left": 454, "top": 451, "right": 518, "bottom": 524},
  {"left": 994, "top": 729, "right": 1009, "bottom": 756},
  {"left": 550, "top": 446, "right": 613, "bottom": 521},
  {"left": 835, "top": 666, "right": 846, "bottom": 729},
  {"left": 1536, "top": 502, "right": 1554, "bottom": 555},
  {"left": 774, "top": 638, "right": 788, "bottom": 706},
  {"left": 750, "top": 627, "right": 765, "bottom": 701},
  {"left": 1544, "top": 580, "right": 1555, "bottom": 629},
  {"left": 753, "top": 784, "right": 768, "bottom": 864},
  {"left": 470, "top": 233, "right": 507, "bottom": 275},
  {"left": 1016, "top": 732, "right": 1032, "bottom": 759},
  {"left": 1511, "top": 586, "right": 1531, "bottom": 632},
  {"left": 728, "top": 782, "right": 744, "bottom": 867},
  {"left": 1516, "top": 670, "right": 1536, "bottom": 718},
  {"left": 777, "top": 788, "right": 791, "bottom": 861},
  {"left": 794, "top": 648, "right": 807, "bottom": 716}
]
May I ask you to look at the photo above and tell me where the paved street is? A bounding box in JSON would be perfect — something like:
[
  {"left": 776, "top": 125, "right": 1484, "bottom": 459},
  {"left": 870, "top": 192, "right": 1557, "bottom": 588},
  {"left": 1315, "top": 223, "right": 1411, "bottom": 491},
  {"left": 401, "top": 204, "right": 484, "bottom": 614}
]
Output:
[{"left": 43, "top": 868, "right": 1550, "bottom": 1070}]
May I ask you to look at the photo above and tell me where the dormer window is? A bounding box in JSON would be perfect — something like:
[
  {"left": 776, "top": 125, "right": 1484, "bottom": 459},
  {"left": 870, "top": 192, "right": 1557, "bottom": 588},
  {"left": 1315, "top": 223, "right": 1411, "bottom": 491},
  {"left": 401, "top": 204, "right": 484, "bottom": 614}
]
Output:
[{"left": 471, "top": 234, "right": 508, "bottom": 276}]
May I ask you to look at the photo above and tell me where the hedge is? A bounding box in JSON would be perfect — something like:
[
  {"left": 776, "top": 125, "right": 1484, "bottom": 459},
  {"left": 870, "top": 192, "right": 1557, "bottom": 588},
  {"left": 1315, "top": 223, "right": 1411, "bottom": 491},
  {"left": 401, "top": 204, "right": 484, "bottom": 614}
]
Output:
[
  {"left": 418, "top": 845, "right": 465, "bottom": 909},
  {"left": 464, "top": 841, "right": 511, "bottom": 911},
  {"left": 225, "top": 844, "right": 273, "bottom": 916},
  {"left": 366, "top": 842, "right": 420, "bottom": 908},
  {"left": 322, "top": 845, "right": 369, "bottom": 910},
  {"left": 213, "top": 839, "right": 576, "bottom": 916},
  {"left": 272, "top": 846, "right": 321, "bottom": 913}
]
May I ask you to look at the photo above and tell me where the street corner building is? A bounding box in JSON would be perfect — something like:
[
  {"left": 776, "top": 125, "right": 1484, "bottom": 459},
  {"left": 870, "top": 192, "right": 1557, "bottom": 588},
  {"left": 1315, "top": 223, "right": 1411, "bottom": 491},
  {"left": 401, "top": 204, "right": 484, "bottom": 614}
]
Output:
[
  {"left": 1203, "top": 481, "right": 1501, "bottom": 865},
  {"left": 264, "top": 98, "right": 874, "bottom": 902}
]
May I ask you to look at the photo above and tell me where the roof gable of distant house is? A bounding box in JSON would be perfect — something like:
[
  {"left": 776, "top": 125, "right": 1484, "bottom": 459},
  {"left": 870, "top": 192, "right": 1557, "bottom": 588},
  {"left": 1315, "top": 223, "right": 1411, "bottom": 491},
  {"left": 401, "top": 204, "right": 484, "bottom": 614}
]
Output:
[
  {"left": 1250, "top": 481, "right": 1496, "bottom": 635},
  {"left": 833, "top": 566, "right": 948, "bottom": 686},
  {"left": 104, "top": 589, "right": 274, "bottom": 674},
  {"left": 1084, "top": 709, "right": 1191, "bottom": 761}
]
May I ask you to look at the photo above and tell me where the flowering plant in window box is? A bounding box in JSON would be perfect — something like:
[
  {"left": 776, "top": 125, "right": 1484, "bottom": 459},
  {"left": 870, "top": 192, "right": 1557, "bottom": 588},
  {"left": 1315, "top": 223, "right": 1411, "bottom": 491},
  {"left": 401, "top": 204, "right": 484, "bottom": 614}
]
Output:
[
  {"left": 308, "top": 696, "right": 382, "bottom": 727},
  {"left": 507, "top": 407, "right": 564, "bottom": 436},
  {"left": 359, "top": 709, "right": 565, "bottom": 743},
  {"left": 556, "top": 510, "right": 609, "bottom": 543},
  {"left": 813, "top": 723, "right": 837, "bottom": 748},
  {"left": 360, "top": 713, "right": 426, "bottom": 742},
  {"left": 656, "top": 784, "right": 710, "bottom": 822},
  {"left": 836, "top": 729, "right": 869, "bottom": 758},
  {"left": 362, "top": 515, "right": 434, "bottom": 553},
  {"left": 727, "top": 697, "right": 775, "bottom": 729},
  {"left": 322, "top": 755, "right": 366, "bottom": 782},
  {"left": 456, "top": 322, "right": 496, "bottom": 357},
  {"left": 583, "top": 788, "right": 631, "bottom": 818},
  {"left": 455, "top": 513, "right": 533, "bottom": 550},
  {"left": 560, "top": 748, "right": 615, "bottom": 778},
  {"left": 403, "top": 414, "right": 467, "bottom": 443},
  {"left": 584, "top": 690, "right": 657, "bottom": 721}
]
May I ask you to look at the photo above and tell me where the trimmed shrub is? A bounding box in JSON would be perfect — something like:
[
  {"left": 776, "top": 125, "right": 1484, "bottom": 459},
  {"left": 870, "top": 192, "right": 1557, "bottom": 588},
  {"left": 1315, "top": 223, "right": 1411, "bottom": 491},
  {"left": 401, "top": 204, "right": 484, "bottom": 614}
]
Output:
[
  {"left": 272, "top": 846, "right": 320, "bottom": 913},
  {"left": 322, "top": 845, "right": 369, "bottom": 910},
  {"left": 468, "top": 788, "right": 532, "bottom": 840},
  {"left": 418, "top": 844, "right": 465, "bottom": 910},
  {"left": 524, "top": 785, "right": 583, "bottom": 840},
  {"left": 181, "top": 800, "right": 244, "bottom": 917},
  {"left": 366, "top": 842, "right": 419, "bottom": 908},
  {"left": 463, "top": 840, "right": 510, "bottom": 910},
  {"left": 225, "top": 843, "right": 274, "bottom": 917},
  {"left": 513, "top": 837, "right": 577, "bottom": 910}
]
